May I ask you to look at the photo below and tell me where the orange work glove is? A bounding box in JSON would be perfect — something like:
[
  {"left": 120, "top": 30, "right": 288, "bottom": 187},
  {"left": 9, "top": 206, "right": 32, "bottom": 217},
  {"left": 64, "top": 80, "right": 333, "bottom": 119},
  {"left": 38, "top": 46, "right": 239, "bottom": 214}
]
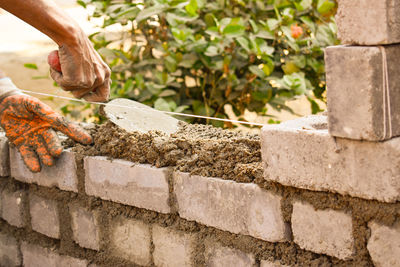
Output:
[{"left": 0, "top": 93, "right": 93, "bottom": 173}]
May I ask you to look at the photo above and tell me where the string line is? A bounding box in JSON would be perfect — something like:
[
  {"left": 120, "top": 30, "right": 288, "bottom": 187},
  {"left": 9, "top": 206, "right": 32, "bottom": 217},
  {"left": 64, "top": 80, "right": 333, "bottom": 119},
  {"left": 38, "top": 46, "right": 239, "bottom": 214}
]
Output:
[
  {"left": 19, "top": 89, "right": 265, "bottom": 127},
  {"left": 380, "top": 46, "right": 392, "bottom": 140}
]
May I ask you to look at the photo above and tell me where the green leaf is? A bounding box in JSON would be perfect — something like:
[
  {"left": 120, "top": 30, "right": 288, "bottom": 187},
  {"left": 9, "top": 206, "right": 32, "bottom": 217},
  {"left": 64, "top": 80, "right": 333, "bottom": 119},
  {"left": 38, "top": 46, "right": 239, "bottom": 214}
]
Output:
[
  {"left": 307, "top": 97, "right": 323, "bottom": 114},
  {"left": 317, "top": 0, "right": 335, "bottom": 15},
  {"left": 267, "top": 19, "right": 279, "bottom": 31},
  {"left": 294, "top": 0, "right": 312, "bottom": 11},
  {"left": 249, "top": 65, "right": 266, "bottom": 78},
  {"left": 223, "top": 24, "right": 245, "bottom": 36},
  {"left": 136, "top": 5, "right": 167, "bottom": 22},
  {"left": 185, "top": 0, "right": 198, "bottom": 17},
  {"left": 159, "top": 89, "right": 177, "bottom": 97},
  {"left": 24, "top": 63, "right": 38, "bottom": 70},
  {"left": 154, "top": 98, "right": 172, "bottom": 111},
  {"left": 236, "top": 37, "right": 250, "bottom": 52}
]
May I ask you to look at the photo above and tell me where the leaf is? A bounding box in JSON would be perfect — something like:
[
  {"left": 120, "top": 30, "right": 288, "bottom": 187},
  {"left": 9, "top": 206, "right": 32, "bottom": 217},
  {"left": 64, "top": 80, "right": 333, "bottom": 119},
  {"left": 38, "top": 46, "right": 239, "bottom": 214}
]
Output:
[
  {"left": 154, "top": 98, "right": 172, "bottom": 111},
  {"left": 185, "top": 0, "right": 198, "bottom": 17},
  {"left": 159, "top": 89, "right": 177, "bottom": 97},
  {"left": 267, "top": 19, "right": 279, "bottom": 31},
  {"left": 249, "top": 65, "right": 266, "bottom": 78},
  {"left": 115, "top": 6, "right": 140, "bottom": 20},
  {"left": 307, "top": 97, "right": 323, "bottom": 114},
  {"left": 317, "top": 0, "right": 335, "bottom": 15},
  {"left": 294, "top": 0, "right": 312, "bottom": 11},
  {"left": 223, "top": 24, "right": 245, "bottom": 36},
  {"left": 24, "top": 63, "right": 38, "bottom": 70},
  {"left": 204, "top": 45, "right": 220, "bottom": 57},
  {"left": 236, "top": 37, "right": 250, "bottom": 52},
  {"left": 136, "top": 5, "right": 167, "bottom": 22}
]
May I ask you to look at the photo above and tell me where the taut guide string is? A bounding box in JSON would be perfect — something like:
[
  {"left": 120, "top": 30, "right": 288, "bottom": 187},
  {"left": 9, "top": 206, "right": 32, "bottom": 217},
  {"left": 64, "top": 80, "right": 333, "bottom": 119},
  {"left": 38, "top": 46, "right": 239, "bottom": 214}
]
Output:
[
  {"left": 379, "top": 46, "right": 392, "bottom": 140},
  {"left": 19, "top": 89, "right": 265, "bottom": 127}
]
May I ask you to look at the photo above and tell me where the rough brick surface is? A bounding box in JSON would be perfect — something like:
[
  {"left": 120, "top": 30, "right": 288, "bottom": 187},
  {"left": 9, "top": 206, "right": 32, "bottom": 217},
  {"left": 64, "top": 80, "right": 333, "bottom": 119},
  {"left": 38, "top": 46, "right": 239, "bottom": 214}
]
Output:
[
  {"left": 336, "top": 0, "right": 400, "bottom": 45},
  {"left": 21, "top": 242, "right": 87, "bottom": 267},
  {"left": 261, "top": 115, "right": 400, "bottom": 202},
  {"left": 152, "top": 225, "right": 197, "bottom": 267},
  {"left": 292, "top": 201, "right": 354, "bottom": 260},
  {"left": 0, "top": 233, "right": 21, "bottom": 266},
  {"left": 85, "top": 156, "right": 170, "bottom": 213},
  {"left": 29, "top": 194, "right": 60, "bottom": 239},
  {"left": 110, "top": 217, "right": 151, "bottom": 266},
  {"left": 1, "top": 188, "right": 26, "bottom": 227},
  {"left": 70, "top": 205, "right": 100, "bottom": 250},
  {"left": 367, "top": 221, "right": 400, "bottom": 267},
  {"left": 205, "top": 241, "right": 256, "bottom": 267},
  {"left": 174, "top": 172, "right": 289, "bottom": 242},
  {"left": 10, "top": 148, "right": 78, "bottom": 192},
  {"left": 325, "top": 45, "right": 400, "bottom": 141},
  {"left": 0, "top": 134, "right": 10, "bottom": 176}
]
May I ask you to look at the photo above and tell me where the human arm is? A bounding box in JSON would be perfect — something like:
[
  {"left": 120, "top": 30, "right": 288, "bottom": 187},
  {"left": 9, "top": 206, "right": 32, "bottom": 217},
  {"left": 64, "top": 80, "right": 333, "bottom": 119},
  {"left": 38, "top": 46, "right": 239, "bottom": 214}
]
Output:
[{"left": 0, "top": 0, "right": 111, "bottom": 102}]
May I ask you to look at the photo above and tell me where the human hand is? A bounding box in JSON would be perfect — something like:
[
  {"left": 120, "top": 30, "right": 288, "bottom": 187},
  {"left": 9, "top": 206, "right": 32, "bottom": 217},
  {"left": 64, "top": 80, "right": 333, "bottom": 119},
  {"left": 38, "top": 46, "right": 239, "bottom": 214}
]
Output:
[
  {"left": 0, "top": 94, "right": 93, "bottom": 172},
  {"left": 48, "top": 31, "right": 111, "bottom": 102}
]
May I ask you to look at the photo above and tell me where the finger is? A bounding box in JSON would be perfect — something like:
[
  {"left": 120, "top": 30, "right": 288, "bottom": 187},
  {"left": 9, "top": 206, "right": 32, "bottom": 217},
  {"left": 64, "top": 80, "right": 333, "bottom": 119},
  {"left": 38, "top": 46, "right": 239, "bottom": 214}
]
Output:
[
  {"left": 50, "top": 118, "right": 93, "bottom": 145},
  {"left": 19, "top": 144, "right": 41, "bottom": 173},
  {"left": 82, "top": 78, "right": 111, "bottom": 102},
  {"left": 50, "top": 68, "right": 86, "bottom": 92},
  {"left": 34, "top": 137, "right": 54, "bottom": 167},
  {"left": 41, "top": 129, "right": 63, "bottom": 157},
  {"left": 71, "top": 88, "right": 93, "bottom": 99}
]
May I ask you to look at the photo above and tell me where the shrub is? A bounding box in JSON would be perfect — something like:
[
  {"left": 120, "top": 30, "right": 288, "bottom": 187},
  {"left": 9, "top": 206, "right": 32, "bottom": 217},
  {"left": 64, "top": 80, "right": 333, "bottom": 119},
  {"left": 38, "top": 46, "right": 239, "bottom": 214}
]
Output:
[{"left": 74, "top": 0, "right": 339, "bottom": 126}]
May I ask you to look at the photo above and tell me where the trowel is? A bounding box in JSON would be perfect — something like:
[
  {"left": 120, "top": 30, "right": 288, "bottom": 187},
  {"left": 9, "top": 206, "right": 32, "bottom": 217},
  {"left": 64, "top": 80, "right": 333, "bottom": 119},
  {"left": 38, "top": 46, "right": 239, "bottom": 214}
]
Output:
[{"left": 103, "top": 98, "right": 180, "bottom": 134}]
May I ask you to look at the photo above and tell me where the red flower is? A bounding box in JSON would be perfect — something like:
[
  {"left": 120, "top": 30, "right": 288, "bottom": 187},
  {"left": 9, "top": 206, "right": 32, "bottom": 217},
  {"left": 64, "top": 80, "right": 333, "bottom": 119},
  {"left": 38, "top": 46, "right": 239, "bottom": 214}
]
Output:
[{"left": 291, "top": 24, "right": 303, "bottom": 39}]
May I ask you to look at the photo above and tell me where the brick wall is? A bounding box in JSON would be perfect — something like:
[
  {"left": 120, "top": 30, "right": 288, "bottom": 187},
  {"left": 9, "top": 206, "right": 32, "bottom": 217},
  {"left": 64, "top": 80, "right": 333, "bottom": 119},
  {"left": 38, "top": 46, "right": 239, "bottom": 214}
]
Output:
[{"left": 1, "top": 116, "right": 399, "bottom": 267}]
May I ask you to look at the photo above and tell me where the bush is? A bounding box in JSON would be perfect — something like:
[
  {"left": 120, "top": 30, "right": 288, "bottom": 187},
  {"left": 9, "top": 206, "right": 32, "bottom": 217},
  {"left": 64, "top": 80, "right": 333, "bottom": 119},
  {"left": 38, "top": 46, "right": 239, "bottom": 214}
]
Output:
[{"left": 75, "top": 0, "right": 339, "bottom": 126}]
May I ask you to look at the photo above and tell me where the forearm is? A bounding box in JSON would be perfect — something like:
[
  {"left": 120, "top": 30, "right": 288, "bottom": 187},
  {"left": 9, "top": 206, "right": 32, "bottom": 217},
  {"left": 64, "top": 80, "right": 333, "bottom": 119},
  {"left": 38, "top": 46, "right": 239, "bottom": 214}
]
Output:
[{"left": 0, "top": 0, "right": 82, "bottom": 46}]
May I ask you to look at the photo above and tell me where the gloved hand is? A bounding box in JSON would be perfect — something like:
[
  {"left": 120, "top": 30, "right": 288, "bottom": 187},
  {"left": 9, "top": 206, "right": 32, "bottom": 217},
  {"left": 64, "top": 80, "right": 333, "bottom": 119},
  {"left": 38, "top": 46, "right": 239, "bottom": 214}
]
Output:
[
  {"left": 48, "top": 31, "right": 111, "bottom": 103},
  {"left": 0, "top": 91, "right": 93, "bottom": 173}
]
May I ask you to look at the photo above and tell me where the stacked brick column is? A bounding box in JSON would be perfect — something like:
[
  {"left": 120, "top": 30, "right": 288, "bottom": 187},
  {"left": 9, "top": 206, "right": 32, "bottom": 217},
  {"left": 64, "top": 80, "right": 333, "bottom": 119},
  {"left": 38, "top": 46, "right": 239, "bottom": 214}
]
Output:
[{"left": 261, "top": 1, "right": 400, "bottom": 266}]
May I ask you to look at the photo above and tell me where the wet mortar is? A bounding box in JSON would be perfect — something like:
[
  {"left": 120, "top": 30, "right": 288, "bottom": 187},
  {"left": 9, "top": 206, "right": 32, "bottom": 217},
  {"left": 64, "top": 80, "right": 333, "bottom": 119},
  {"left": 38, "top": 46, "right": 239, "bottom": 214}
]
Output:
[{"left": 2, "top": 121, "right": 399, "bottom": 266}]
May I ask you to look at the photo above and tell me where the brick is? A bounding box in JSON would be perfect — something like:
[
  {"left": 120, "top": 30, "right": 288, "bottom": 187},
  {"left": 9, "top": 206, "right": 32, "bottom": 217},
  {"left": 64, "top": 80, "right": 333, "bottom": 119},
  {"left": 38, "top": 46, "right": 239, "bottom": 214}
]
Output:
[
  {"left": 0, "top": 133, "right": 9, "bottom": 176},
  {"left": 174, "top": 172, "right": 289, "bottom": 242},
  {"left": 325, "top": 45, "right": 400, "bottom": 141},
  {"left": 205, "top": 241, "right": 256, "bottom": 267},
  {"left": 70, "top": 205, "right": 100, "bottom": 250},
  {"left": 152, "top": 225, "right": 197, "bottom": 267},
  {"left": 367, "top": 221, "right": 400, "bottom": 267},
  {"left": 10, "top": 147, "right": 78, "bottom": 192},
  {"left": 0, "top": 233, "right": 21, "bottom": 266},
  {"left": 292, "top": 201, "right": 354, "bottom": 260},
  {"left": 1, "top": 188, "right": 26, "bottom": 227},
  {"left": 261, "top": 115, "right": 400, "bottom": 203},
  {"left": 260, "top": 260, "right": 290, "bottom": 267},
  {"left": 85, "top": 156, "right": 170, "bottom": 213},
  {"left": 29, "top": 194, "right": 59, "bottom": 239},
  {"left": 336, "top": 0, "right": 400, "bottom": 45},
  {"left": 110, "top": 216, "right": 151, "bottom": 266},
  {"left": 21, "top": 242, "right": 87, "bottom": 267}
]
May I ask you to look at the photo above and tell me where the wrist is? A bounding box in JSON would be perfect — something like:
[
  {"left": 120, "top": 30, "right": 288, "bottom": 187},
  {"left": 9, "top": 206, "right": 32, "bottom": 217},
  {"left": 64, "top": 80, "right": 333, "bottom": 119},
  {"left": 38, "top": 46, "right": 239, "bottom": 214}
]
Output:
[{"left": 52, "top": 22, "right": 84, "bottom": 47}]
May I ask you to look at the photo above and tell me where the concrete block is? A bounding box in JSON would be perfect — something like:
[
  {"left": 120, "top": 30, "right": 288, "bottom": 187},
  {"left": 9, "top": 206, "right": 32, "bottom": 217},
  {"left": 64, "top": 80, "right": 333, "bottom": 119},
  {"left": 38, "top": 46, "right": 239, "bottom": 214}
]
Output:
[
  {"left": 0, "top": 134, "right": 9, "bottom": 176},
  {"left": 29, "top": 194, "right": 59, "bottom": 239},
  {"left": 70, "top": 205, "right": 100, "bottom": 250},
  {"left": 292, "top": 201, "right": 354, "bottom": 260},
  {"left": 261, "top": 115, "right": 400, "bottom": 202},
  {"left": 110, "top": 216, "right": 151, "bottom": 266},
  {"left": 1, "top": 188, "right": 26, "bottom": 227},
  {"left": 21, "top": 242, "right": 87, "bottom": 267},
  {"left": 325, "top": 45, "right": 400, "bottom": 141},
  {"left": 367, "top": 221, "right": 400, "bottom": 267},
  {"left": 0, "top": 233, "right": 21, "bottom": 266},
  {"left": 336, "top": 0, "right": 400, "bottom": 45},
  {"left": 152, "top": 225, "right": 197, "bottom": 267},
  {"left": 174, "top": 172, "right": 289, "bottom": 242},
  {"left": 10, "top": 148, "right": 78, "bottom": 192},
  {"left": 85, "top": 156, "right": 170, "bottom": 213},
  {"left": 205, "top": 241, "right": 256, "bottom": 267}
]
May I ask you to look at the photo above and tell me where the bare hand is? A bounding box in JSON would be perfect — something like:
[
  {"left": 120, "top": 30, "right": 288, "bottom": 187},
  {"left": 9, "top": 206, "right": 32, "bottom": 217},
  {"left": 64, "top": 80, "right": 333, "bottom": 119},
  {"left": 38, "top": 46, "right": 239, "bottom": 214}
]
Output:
[{"left": 49, "top": 31, "right": 111, "bottom": 102}]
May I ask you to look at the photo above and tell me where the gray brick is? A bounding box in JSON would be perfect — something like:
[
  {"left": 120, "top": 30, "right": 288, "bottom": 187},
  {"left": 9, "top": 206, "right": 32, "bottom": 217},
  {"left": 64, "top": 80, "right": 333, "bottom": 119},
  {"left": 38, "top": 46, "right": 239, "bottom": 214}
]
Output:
[
  {"left": 1, "top": 188, "right": 26, "bottom": 227},
  {"left": 260, "top": 260, "right": 290, "bottom": 267},
  {"left": 336, "top": 0, "right": 400, "bottom": 45},
  {"left": 70, "top": 205, "right": 100, "bottom": 250},
  {"left": 110, "top": 217, "right": 151, "bottom": 266},
  {"left": 152, "top": 225, "right": 197, "bottom": 267},
  {"left": 0, "top": 134, "right": 9, "bottom": 176},
  {"left": 325, "top": 45, "right": 400, "bottom": 141},
  {"left": 29, "top": 194, "right": 59, "bottom": 239},
  {"left": 10, "top": 147, "right": 78, "bottom": 192},
  {"left": 205, "top": 241, "right": 256, "bottom": 267},
  {"left": 0, "top": 233, "right": 21, "bottom": 266},
  {"left": 21, "top": 242, "right": 87, "bottom": 267},
  {"left": 85, "top": 156, "right": 170, "bottom": 213},
  {"left": 174, "top": 172, "right": 289, "bottom": 242},
  {"left": 292, "top": 201, "right": 354, "bottom": 260},
  {"left": 367, "top": 221, "right": 400, "bottom": 267},
  {"left": 261, "top": 115, "right": 400, "bottom": 202}
]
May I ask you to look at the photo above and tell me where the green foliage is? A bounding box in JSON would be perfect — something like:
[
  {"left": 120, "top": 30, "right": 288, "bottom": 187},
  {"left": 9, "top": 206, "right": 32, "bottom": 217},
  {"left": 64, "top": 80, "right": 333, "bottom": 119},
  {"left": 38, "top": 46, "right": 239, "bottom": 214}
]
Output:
[{"left": 75, "top": 0, "right": 339, "bottom": 126}]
